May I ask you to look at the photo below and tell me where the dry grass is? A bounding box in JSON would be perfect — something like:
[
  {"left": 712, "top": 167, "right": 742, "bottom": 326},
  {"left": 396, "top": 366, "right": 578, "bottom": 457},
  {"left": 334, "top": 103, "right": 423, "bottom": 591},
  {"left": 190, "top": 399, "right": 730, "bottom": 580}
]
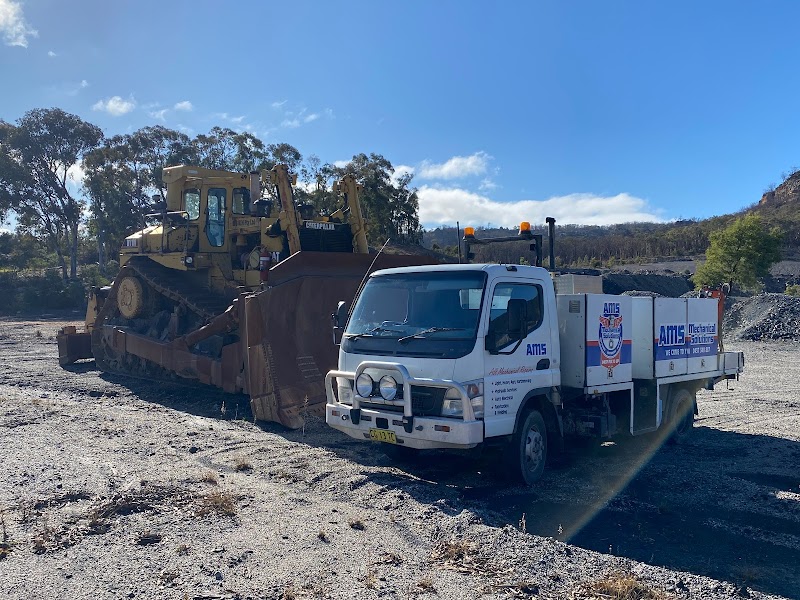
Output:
[
  {"left": 348, "top": 518, "right": 366, "bottom": 531},
  {"left": 572, "top": 571, "right": 672, "bottom": 599},
  {"left": 31, "top": 520, "right": 57, "bottom": 554},
  {"left": 430, "top": 538, "right": 508, "bottom": 577},
  {"left": 317, "top": 529, "right": 330, "bottom": 543},
  {"left": 363, "top": 568, "right": 378, "bottom": 589},
  {"left": 176, "top": 543, "right": 190, "bottom": 556},
  {"left": 373, "top": 551, "right": 403, "bottom": 566},
  {"left": 272, "top": 469, "right": 302, "bottom": 483},
  {"left": 158, "top": 569, "right": 179, "bottom": 584},
  {"left": 199, "top": 470, "right": 219, "bottom": 485},
  {"left": 233, "top": 456, "right": 252, "bottom": 472},
  {"left": 416, "top": 577, "right": 436, "bottom": 594},
  {"left": 196, "top": 490, "right": 237, "bottom": 517},
  {"left": 35, "top": 329, "right": 43, "bottom": 338}
]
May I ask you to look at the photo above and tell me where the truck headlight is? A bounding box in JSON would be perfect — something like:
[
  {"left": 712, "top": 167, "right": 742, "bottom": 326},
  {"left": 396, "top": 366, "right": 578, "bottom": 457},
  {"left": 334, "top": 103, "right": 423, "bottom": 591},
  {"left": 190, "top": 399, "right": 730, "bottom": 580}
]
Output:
[
  {"left": 379, "top": 375, "right": 398, "bottom": 400},
  {"left": 355, "top": 373, "right": 374, "bottom": 398},
  {"left": 441, "top": 387, "right": 463, "bottom": 417}
]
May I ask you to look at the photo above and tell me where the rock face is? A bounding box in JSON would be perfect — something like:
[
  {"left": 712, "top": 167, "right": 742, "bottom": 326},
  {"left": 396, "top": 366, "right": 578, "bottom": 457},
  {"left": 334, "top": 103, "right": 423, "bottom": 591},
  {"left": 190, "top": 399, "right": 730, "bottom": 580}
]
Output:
[{"left": 760, "top": 170, "right": 800, "bottom": 205}]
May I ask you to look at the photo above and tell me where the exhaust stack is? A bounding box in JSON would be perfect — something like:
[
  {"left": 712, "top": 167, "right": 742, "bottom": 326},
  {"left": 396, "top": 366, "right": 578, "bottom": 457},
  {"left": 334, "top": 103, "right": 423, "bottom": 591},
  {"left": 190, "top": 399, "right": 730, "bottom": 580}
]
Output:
[
  {"left": 249, "top": 171, "right": 261, "bottom": 215},
  {"left": 546, "top": 217, "right": 556, "bottom": 271}
]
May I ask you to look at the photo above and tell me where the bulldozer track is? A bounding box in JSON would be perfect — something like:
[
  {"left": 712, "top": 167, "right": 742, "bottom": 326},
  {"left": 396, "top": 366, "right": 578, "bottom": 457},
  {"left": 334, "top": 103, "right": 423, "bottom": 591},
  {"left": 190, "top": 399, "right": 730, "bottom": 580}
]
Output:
[{"left": 124, "top": 256, "right": 232, "bottom": 321}]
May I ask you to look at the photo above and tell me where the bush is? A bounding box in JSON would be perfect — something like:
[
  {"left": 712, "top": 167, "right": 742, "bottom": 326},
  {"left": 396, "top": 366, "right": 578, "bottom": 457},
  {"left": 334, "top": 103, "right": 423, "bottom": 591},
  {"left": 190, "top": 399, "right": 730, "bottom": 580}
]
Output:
[
  {"left": 786, "top": 284, "right": 800, "bottom": 297},
  {"left": 0, "top": 270, "right": 87, "bottom": 314}
]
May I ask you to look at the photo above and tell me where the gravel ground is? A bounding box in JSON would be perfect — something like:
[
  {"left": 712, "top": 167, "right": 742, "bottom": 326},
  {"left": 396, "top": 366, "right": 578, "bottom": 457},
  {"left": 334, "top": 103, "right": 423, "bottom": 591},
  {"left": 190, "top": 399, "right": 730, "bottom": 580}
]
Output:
[{"left": 0, "top": 317, "right": 798, "bottom": 599}]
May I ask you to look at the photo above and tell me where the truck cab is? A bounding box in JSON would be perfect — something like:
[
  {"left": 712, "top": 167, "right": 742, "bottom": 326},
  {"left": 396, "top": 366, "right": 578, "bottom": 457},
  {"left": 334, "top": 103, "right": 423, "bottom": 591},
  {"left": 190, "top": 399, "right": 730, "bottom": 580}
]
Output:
[{"left": 326, "top": 264, "right": 562, "bottom": 476}]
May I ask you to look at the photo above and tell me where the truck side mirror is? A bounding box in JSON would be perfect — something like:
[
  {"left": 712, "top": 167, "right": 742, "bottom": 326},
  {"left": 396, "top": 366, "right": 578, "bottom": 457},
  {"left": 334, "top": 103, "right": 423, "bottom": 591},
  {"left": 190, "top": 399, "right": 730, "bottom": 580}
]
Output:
[
  {"left": 506, "top": 299, "right": 527, "bottom": 340},
  {"left": 486, "top": 299, "right": 527, "bottom": 355},
  {"left": 332, "top": 300, "right": 349, "bottom": 345}
]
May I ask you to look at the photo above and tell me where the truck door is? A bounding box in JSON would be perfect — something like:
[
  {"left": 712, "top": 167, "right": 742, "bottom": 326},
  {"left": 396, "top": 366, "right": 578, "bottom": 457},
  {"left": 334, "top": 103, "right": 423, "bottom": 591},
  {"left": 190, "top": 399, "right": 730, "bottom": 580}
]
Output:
[{"left": 483, "top": 280, "right": 558, "bottom": 438}]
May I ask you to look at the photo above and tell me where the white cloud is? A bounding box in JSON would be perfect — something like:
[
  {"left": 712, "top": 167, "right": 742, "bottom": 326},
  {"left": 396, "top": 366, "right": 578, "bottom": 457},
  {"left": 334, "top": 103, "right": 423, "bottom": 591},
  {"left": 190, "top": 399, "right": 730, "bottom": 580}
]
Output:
[
  {"left": 0, "top": 0, "right": 37, "bottom": 47},
  {"left": 419, "top": 151, "right": 491, "bottom": 180},
  {"left": 149, "top": 108, "right": 168, "bottom": 121},
  {"left": 47, "top": 49, "right": 56, "bottom": 57},
  {"left": 304, "top": 113, "right": 319, "bottom": 123},
  {"left": 417, "top": 186, "right": 664, "bottom": 228},
  {"left": 271, "top": 100, "right": 287, "bottom": 109},
  {"left": 174, "top": 100, "right": 193, "bottom": 111},
  {"left": 479, "top": 178, "right": 498, "bottom": 192},
  {"left": 177, "top": 124, "right": 194, "bottom": 135},
  {"left": 281, "top": 118, "right": 300, "bottom": 129},
  {"left": 92, "top": 95, "right": 136, "bottom": 116},
  {"left": 65, "top": 160, "right": 85, "bottom": 197},
  {"left": 391, "top": 164, "right": 415, "bottom": 186},
  {"left": 80, "top": 79, "right": 88, "bottom": 88},
  {"left": 333, "top": 160, "right": 349, "bottom": 169}
]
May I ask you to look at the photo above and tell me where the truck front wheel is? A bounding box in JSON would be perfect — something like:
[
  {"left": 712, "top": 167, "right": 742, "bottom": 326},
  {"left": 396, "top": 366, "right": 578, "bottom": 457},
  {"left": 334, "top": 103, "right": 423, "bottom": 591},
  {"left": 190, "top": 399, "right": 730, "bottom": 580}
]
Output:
[{"left": 507, "top": 409, "right": 548, "bottom": 485}]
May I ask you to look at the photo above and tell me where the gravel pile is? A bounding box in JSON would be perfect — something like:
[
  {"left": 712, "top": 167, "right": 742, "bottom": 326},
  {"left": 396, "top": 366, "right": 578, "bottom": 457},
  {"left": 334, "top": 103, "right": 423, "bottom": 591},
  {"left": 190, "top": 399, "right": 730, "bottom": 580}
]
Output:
[
  {"left": 603, "top": 273, "right": 693, "bottom": 298},
  {"left": 723, "top": 293, "right": 800, "bottom": 341},
  {"left": 621, "top": 290, "right": 663, "bottom": 297}
]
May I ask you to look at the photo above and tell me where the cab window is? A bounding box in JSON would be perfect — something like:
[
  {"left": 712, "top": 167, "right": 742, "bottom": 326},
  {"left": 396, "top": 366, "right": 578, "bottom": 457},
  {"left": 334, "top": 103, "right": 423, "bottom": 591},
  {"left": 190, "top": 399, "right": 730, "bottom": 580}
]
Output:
[
  {"left": 487, "top": 283, "right": 543, "bottom": 349},
  {"left": 184, "top": 189, "right": 200, "bottom": 220},
  {"left": 232, "top": 187, "right": 251, "bottom": 215},
  {"left": 206, "top": 188, "right": 226, "bottom": 247}
]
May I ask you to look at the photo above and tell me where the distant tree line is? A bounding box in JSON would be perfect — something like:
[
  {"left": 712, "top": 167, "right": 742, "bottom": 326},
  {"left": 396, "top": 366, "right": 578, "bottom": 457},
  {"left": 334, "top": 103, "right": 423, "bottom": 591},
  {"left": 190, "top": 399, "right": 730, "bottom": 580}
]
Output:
[{"left": 0, "top": 107, "right": 422, "bottom": 280}]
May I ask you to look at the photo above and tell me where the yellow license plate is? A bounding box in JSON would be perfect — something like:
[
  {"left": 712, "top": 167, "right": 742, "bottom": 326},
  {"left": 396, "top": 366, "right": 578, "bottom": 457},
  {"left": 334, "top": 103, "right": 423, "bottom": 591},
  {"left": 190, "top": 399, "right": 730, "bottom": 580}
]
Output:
[{"left": 369, "top": 428, "right": 397, "bottom": 444}]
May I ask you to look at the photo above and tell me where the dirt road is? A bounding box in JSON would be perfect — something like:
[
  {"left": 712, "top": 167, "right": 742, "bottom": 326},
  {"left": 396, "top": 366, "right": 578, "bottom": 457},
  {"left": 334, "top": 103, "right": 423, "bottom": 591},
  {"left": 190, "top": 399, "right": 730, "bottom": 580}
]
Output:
[{"left": 0, "top": 316, "right": 798, "bottom": 599}]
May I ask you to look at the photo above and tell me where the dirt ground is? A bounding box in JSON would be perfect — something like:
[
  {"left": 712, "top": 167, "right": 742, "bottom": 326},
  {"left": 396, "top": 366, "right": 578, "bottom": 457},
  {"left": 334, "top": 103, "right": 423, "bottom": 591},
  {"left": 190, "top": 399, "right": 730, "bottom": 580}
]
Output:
[{"left": 0, "top": 315, "right": 798, "bottom": 600}]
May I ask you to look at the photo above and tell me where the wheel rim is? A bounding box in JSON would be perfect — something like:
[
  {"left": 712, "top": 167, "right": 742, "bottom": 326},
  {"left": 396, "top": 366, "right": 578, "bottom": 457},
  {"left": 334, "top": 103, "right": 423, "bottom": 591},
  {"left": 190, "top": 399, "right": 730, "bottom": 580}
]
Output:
[{"left": 524, "top": 426, "right": 544, "bottom": 473}]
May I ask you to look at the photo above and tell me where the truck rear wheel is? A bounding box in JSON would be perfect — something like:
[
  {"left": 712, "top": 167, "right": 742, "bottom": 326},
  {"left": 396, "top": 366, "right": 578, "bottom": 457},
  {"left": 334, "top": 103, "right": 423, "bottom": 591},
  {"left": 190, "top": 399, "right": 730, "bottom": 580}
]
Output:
[
  {"left": 667, "top": 387, "right": 695, "bottom": 444},
  {"left": 507, "top": 409, "right": 548, "bottom": 485}
]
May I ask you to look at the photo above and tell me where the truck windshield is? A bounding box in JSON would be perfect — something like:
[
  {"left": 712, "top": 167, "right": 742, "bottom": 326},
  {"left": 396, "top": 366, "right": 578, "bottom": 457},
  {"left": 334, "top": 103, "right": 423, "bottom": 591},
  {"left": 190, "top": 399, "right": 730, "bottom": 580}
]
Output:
[{"left": 345, "top": 271, "right": 486, "bottom": 341}]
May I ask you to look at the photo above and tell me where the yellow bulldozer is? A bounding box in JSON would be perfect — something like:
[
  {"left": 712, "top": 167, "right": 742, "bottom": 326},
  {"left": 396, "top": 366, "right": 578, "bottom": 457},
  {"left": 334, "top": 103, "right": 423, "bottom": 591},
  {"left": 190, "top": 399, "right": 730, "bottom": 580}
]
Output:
[{"left": 58, "top": 164, "right": 434, "bottom": 427}]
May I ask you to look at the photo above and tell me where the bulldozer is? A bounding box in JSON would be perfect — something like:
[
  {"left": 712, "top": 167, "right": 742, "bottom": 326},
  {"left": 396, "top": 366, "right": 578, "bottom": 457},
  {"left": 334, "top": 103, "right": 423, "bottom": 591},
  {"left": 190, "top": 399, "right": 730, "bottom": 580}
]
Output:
[{"left": 57, "top": 164, "right": 435, "bottom": 427}]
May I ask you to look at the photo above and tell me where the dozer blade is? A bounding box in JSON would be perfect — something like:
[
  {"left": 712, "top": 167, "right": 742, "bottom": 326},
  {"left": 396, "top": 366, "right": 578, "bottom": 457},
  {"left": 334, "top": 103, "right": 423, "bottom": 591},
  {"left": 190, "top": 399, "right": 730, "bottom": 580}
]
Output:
[{"left": 244, "top": 251, "right": 436, "bottom": 428}]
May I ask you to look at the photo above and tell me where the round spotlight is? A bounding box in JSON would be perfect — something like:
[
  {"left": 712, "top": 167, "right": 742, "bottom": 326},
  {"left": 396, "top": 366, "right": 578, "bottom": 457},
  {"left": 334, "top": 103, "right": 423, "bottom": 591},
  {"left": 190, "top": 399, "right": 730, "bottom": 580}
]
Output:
[
  {"left": 379, "top": 375, "right": 398, "bottom": 400},
  {"left": 355, "top": 373, "right": 374, "bottom": 397}
]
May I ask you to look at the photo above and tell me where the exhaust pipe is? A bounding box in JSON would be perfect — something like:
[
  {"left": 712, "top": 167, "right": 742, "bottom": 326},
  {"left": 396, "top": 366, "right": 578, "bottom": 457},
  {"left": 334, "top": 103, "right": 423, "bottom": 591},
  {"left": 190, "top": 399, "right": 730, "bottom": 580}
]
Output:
[
  {"left": 546, "top": 217, "right": 556, "bottom": 271},
  {"left": 249, "top": 171, "right": 261, "bottom": 216}
]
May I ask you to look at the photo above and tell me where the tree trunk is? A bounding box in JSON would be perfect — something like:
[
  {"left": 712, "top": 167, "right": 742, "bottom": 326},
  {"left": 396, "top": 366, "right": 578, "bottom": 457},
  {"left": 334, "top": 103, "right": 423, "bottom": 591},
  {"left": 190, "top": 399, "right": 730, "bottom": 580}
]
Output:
[
  {"left": 56, "top": 249, "right": 67, "bottom": 281},
  {"left": 70, "top": 224, "right": 78, "bottom": 279}
]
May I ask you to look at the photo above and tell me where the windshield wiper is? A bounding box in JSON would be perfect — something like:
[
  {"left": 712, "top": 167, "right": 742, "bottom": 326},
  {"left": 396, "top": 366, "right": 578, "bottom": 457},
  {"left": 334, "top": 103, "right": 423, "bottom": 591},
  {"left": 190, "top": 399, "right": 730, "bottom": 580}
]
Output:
[
  {"left": 346, "top": 325, "right": 404, "bottom": 341},
  {"left": 398, "top": 327, "right": 465, "bottom": 344}
]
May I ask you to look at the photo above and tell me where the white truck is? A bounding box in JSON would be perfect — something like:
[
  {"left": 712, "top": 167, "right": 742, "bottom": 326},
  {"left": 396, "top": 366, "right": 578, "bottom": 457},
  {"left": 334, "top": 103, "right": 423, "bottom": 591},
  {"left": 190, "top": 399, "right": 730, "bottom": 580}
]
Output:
[{"left": 325, "top": 261, "right": 744, "bottom": 484}]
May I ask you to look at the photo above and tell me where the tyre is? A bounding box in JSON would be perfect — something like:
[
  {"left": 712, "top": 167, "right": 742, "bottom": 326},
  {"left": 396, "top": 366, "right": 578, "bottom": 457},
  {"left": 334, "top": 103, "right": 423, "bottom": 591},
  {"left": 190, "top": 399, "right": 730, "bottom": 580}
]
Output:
[
  {"left": 667, "top": 387, "right": 695, "bottom": 444},
  {"left": 506, "top": 409, "right": 548, "bottom": 485}
]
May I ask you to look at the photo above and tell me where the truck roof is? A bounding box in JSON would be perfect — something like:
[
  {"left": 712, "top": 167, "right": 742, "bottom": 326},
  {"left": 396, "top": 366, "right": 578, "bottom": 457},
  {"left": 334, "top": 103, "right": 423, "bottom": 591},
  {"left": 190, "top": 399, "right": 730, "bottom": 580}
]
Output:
[{"left": 370, "top": 263, "right": 550, "bottom": 278}]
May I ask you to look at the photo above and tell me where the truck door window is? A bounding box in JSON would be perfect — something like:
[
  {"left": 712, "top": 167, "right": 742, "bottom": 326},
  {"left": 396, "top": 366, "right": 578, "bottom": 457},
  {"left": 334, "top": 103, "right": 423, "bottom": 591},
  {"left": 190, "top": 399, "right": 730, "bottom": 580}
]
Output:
[
  {"left": 184, "top": 189, "right": 200, "bottom": 220},
  {"left": 487, "top": 284, "right": 543, "bottom": 349},
  {"left": 206, "top": 188, "right": 226, "bottom": 247},
  {"left": 232, "top": 187, "right": 251, "bottom": 215}
]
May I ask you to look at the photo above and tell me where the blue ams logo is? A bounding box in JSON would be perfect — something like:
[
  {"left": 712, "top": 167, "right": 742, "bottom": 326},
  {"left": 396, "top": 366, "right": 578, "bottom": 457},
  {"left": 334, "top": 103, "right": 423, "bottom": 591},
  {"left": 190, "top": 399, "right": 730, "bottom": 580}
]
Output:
[{"left": 526, "top": 343, "right": 547, "bottom": 356}]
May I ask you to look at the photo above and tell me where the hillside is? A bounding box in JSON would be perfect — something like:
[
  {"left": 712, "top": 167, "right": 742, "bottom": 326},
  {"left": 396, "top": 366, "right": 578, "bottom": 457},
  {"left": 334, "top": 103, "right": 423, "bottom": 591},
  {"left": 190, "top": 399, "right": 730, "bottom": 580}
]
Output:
[{"left": 422, "top": 169, "right": 800, "bottom": 269}]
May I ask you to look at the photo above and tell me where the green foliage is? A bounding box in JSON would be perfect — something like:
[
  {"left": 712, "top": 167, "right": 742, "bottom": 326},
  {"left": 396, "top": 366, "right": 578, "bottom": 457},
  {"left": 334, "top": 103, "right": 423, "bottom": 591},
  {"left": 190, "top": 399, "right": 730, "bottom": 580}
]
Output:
[
  {"left": 693, "top": 214, "right": 782, "bottom": 291},
  {"left": 785, "top": 284, "right": 800, "bottom": 296},
  {"left": 0, "top": 270, "right": 85, "bottom": 314},
  {"left": 0, "top": 108, "right": 103, "bottom": 279}
]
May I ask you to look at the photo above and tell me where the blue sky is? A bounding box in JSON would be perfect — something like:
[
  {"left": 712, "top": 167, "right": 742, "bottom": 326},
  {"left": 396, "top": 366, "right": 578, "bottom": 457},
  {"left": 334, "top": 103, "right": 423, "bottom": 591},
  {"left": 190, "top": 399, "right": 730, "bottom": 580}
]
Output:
[{"left": 2, "top": 0, "right": 800, "bottom": 229}]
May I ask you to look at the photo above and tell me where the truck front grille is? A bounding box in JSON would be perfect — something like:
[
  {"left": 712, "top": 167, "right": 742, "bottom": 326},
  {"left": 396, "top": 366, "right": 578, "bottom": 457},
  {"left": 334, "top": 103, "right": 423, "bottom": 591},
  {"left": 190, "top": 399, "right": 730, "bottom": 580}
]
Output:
[{"left": 361, "top": 385, "right": 446, "bottom": 417}]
